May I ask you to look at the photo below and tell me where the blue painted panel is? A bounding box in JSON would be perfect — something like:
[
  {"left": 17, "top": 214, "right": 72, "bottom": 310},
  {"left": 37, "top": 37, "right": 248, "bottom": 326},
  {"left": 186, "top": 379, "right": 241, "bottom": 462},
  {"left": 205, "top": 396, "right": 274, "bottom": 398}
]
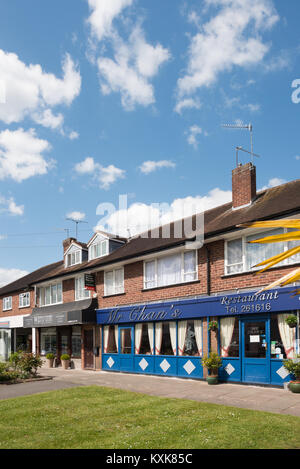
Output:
[
  {"left": 243, "top": 360, "right": 269, "bottom": 383},
  {"left": 134, "top": 355, "right": 155, "bottom": 374},
  {"left": 102, "top": 354, "right": 120, "bottom": 371},
  {"left": 154, "top": 356, "right": 177, "bottom": 376},
  {"left": 119, "top": 356, "right": 134, "bottom": 372},
  {"left": 219, "top": 358, "right": 241, "bottom": 382},
  {"left": 271, "top": 360, "right": 291, "bottom": 386},
  {"left": 177, "top": 357, "right": 203, "bottom": 379}
]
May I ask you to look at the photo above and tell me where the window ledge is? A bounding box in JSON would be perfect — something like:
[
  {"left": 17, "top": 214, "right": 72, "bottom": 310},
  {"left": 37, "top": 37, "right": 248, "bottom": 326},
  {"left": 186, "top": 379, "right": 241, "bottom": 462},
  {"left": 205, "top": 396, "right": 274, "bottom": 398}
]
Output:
[
  {"left": 19, "top": 305, "right": 30, "bottom": 309},
  {"left": 142, "top": 279, "right": 200, "bottom": 292},
  {"left": 222, "top": 261, "right": 300, "bottom": 279},
  {"left": 103, "top": 292, "right": 126, "bottom": 299}
]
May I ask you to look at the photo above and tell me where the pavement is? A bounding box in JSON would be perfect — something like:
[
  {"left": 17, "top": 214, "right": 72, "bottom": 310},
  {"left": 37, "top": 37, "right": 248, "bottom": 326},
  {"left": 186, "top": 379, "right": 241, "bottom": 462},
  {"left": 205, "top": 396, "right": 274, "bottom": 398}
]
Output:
[{"left": 1, "top": 367, "right": 300, "bottom": 417}]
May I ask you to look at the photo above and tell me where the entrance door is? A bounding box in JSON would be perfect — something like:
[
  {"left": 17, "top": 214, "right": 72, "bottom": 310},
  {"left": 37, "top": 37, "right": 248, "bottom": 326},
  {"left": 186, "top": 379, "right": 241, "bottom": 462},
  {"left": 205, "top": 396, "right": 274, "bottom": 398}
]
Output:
[
  {"left": 242, "top": 319, "right": 270, "bottom": 384},
  {"left": 119, "top": 327, "right": 134, "bottom": 372},
  {"left": 84, "top": 329, "right": 94, "bottom": 369}
]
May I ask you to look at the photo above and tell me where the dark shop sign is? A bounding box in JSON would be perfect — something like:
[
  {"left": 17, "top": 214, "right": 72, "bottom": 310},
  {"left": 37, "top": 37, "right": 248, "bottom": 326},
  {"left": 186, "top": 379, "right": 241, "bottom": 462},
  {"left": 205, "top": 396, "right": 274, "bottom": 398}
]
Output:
[
  {"left": 96, "top": 286, "right": 300, "bottom": 324},
  {"left": 84, "top": 273, "right": 96, "bottom": 291}
]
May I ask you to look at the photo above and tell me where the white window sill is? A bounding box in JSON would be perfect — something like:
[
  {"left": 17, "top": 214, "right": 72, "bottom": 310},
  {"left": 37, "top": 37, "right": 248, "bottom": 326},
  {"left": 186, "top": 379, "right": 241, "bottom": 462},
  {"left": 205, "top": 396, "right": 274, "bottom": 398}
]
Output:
[{"left": 19, "top": 305, "right": 30, "bottom": 309}]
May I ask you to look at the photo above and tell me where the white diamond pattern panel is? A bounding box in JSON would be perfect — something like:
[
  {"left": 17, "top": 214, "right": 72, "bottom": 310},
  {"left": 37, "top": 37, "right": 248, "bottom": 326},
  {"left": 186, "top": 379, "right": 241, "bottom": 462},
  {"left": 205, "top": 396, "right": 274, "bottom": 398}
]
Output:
[
  {"left": 183, "top": 360, "right": 196, "bottom": 375},
  {"left": 139, "top": 358, "right": 149, "bottom": 371},
  {"left": 160, "top": 359, "right": 171, "bottom": 373},
  {"left": 224, "top": 363, "right": 235, "bottom": 376},
  {"left": 276, "top": 366, "right": 290, "bottom": 380},
  {"left": 106, "top": 356, "right": 115, "bottom": 368}
]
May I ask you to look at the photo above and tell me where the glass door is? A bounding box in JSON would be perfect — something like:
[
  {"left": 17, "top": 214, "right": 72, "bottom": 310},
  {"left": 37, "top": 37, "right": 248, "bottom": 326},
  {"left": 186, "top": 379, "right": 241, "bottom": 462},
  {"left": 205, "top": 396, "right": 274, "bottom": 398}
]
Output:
[
  {"left": 119, "top": 326, "right": 134, "bottom": 372},
  {"left": 242, "top": 319, "right": 270, "bottom": 384}
]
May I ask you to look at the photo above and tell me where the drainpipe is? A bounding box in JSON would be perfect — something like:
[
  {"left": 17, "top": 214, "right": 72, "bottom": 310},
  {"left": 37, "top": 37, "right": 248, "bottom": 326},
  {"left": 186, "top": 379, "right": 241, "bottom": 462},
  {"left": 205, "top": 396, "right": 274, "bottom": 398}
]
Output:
[{"left": 206, "top": 246, "right": 211, "bottom": 296}]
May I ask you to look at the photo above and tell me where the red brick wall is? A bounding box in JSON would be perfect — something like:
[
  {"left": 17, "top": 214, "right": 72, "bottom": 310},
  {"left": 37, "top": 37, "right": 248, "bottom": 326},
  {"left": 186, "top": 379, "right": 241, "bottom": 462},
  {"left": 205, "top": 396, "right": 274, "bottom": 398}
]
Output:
[
  {"left": 232, "top": 163, "right": 256, "bottom": 208},
  {"left": 63, "top": 278, "right": 75, "bottom": 303},
  {"left": 0, "top": 291, "right": 33, "bottom": 318}
]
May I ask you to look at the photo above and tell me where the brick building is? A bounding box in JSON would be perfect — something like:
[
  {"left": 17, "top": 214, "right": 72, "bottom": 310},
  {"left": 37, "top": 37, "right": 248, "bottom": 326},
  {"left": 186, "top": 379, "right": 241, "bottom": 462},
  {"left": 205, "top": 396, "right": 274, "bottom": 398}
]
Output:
[{"left": 0, "top": 162, "right": 299, "bottom": 386}]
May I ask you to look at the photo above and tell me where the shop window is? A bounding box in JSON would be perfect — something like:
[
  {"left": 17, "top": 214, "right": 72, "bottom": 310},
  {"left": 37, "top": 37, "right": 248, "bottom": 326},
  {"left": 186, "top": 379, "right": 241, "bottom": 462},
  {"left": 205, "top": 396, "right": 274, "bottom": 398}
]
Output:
[
  {"left": 220, "top": 317, "right": 239, "bottom": 357},
  {"left": 178, "top": 320, "right": 202, "bottom": 356},
  {"left": 0, "top": 329, "right": 11, "bottom": 361},
  {"left": 135, "top": 323, "right": 154, "bottom": 355},
  {"left": 120, "top": 329, "right": 132, "bottom": 354},
  {"left": 75, "top": 276, "right": 90, "bottom": 301},
  {"left": 61, "top": 335, "right": 68, "bottom": 355},
  {"left": 244, "top": 321, "right": 266, "bottom": 358},
  {"left": 270, "top": 313, "right": 297, "bottom": 359},
  {"left": 72, "top": 326, "right": 81, "bottom": 357},
  {"left": 103, "top": 325, "right": 118, "bottom": 353},
  {"left": 40, "top": 328, "right": 57, "bottom": 356},
  {"left": 155, "top": 322, "right": 176, "bottom": 356}
]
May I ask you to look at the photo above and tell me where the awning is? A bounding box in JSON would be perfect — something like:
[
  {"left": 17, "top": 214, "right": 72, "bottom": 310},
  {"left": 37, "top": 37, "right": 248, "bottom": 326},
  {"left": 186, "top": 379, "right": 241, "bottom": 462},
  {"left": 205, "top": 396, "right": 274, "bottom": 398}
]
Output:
[{"left": 23, "top": 298, "right": 97, "bottom": 328}]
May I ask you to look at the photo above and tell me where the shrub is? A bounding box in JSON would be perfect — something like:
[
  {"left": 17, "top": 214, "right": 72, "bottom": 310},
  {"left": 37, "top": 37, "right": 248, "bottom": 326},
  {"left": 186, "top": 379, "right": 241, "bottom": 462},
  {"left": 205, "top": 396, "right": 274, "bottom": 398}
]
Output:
[
  {"left": 202, "top": 353, "right": 222, "bottom": 372},
  {"left": 283, "top": 360, "right": 300, "bottom": 380},
  {"left": 60, "top": 354, "right": 70, "bottom": 361},
  {"left": 208, "top": 320, "right": 218, "bottom": 332},
  {"left": 284, "top": 315, "right": 298, "bottom": 328},
  {"left": 46, "top": 353, "right": 55, "bottom": 360},
  {"left": 0, "top": 362, "right": 19, "bottom": 382},
  {"left": 9, "top": 351, "right": 42, "bottom": 377}
]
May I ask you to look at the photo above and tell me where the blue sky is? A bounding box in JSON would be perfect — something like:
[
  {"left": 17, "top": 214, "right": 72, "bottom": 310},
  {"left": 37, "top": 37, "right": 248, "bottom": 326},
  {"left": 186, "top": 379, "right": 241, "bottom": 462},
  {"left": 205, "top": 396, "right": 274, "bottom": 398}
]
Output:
[{"left": 0, "top": 0, "right": 300, "bottom": 285}]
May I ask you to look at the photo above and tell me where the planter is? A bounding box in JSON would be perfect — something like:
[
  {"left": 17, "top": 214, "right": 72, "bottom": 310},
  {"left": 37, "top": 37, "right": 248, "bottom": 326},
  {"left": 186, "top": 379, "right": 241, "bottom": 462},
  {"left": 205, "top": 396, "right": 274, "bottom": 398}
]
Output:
[
  {"left": 61, "top": 360, "right": 70, "bottom": 370},
  {"left": 288, "top": 381, "right": 300, "bottom": 393},
  {"left": 46, "top": 358, "right": 54, "bottom": 368},
  {"left": 207, "top": 375, "right": 218, "bottom": 385}
]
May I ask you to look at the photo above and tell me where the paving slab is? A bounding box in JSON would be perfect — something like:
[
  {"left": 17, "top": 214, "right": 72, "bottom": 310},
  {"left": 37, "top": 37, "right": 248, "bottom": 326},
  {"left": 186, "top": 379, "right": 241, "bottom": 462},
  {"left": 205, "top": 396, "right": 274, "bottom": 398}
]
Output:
[{"left": 2, "top": 367, "right": 299, "bottom": 417}]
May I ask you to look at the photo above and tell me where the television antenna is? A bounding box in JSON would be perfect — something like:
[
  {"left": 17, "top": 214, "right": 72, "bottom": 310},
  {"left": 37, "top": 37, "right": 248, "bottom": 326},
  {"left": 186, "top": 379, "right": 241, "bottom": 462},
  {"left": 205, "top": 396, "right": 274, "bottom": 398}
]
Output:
[
  {"left": 235, "top": 146, "right": 260, "bottom": 167},
  {"left": 221, "top": 122, "right": 256, "bottom": 165},
  {"left": 65, "top": 217, "right": 88, "bottom": 239}
]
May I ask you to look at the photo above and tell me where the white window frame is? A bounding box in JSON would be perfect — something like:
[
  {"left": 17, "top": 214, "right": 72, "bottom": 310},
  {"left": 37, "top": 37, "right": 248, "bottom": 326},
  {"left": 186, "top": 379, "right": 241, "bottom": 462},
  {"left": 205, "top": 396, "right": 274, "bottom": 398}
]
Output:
[
  {"left": 75, "top": 275, "right": 91, "bottom": 301},
  {"left": 143, "top": 250, "right": 198, "bottom": 290},
  {"left": 19, "top": 292, "right": 30, "bottom": 308},
  {"left": 224, "top": 228, "right": 300, "bottom": 275},
  {"left": 89, "top": 239, "right": 108, "bottom": 261},
  {"left": 39, "top": 282, "right": 63, "bottom": 307},
  {"left": 3, "top": 296, "right": 12, "bottom": 311},
  {"left": 104, "top": 268, "right": 124, "bottom": 296},
  {"left": 66, "top": 249, "right": 82, "bottom": 267}
]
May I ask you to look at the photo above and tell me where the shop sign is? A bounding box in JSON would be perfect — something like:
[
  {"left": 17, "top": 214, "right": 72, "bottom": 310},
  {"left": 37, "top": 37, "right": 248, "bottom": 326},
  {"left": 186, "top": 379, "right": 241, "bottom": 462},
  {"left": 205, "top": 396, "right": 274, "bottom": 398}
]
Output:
[
  {"left": 0, "top": 321, "right": 10, "bottom": 329},
  {"left": 84, "top": 273, "right": 96, "bottom": 291}
]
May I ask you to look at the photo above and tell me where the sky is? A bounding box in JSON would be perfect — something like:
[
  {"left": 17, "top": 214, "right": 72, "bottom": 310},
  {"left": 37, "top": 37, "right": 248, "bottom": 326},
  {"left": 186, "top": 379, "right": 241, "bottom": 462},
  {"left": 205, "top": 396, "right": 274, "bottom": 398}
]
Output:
[{"left": 0, "top": 0, "right": 300, "bottom": 286}]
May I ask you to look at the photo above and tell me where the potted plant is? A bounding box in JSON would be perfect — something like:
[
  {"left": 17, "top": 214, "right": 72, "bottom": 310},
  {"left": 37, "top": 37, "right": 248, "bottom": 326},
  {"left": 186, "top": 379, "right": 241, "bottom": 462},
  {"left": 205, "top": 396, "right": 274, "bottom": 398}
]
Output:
[
  {"left": 284, "top": 315, "right": 298, "bottom": 328},
  {"left": 60, "top": 354, "right": 70, "bottom": 370},
  {"left": 202, "top": 352, "right": 222, "bottom": 384},
  {"left": 208, "top": 320, "right": 218, "bottom": 333},
  {"left": 283, "top": 358, "right": 300, "bottom": 393},
  {"left": 46, "top": 353, "right": 55, "bottom": 368}
]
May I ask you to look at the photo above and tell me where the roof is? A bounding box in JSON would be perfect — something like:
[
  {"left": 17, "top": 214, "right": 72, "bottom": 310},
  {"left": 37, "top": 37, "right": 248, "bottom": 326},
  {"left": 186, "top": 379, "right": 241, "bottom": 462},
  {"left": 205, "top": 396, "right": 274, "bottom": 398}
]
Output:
[
  {"left": 0, "top": 261, "right": 63, "bottom": 297},
  {"left": 1, "top": 178, "right": 300, "bottom": 291}
]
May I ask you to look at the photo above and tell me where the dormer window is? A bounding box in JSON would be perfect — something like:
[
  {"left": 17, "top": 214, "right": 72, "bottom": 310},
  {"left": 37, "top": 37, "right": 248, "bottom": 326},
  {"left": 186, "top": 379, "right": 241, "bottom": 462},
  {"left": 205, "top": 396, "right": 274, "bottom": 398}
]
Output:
[
  {"left": 67, "top": 249, "right": 81, "bottom": 267},
  {"left": 89, "top": 239, "right": 108, "bottom": 260},
  {"left": 64, "top": 242, "right": 88, "bottom": 268}
]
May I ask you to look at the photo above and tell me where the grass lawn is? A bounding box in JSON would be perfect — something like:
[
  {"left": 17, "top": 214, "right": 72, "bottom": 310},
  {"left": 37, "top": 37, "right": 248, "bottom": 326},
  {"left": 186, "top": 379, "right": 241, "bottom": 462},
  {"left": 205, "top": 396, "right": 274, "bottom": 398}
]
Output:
[{"left": 0, "top": 385, "right": 299, "bottom": 449}]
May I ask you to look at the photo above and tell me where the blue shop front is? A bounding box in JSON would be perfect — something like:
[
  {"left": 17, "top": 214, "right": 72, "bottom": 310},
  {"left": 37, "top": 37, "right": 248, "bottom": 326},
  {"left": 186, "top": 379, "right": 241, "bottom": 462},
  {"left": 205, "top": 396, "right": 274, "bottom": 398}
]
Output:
[{"left": 96, "top": 286, "right": 300, "bottom": 387}]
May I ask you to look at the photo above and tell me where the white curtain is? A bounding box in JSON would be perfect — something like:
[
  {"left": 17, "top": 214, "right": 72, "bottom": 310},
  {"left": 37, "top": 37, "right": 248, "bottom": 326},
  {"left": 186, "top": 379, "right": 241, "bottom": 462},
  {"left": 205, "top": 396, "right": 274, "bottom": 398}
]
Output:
[
  {"left": 169, "top": 322, "right": 177, "bottom": 355},
  {"left": 157, "top": 254, "right": 181, "bottom": 286},
  {"left": 148, "top": 323, "right": 154, "bottom": 354},
  {"left": 194, "top": 320, "right": 203, "bottom": 355},
  {"left": 184, "top": 252, "right": 197, "bottom": 281},
  {"left": 135, "top": 324, "right": 143, "bottom": 354},
  {"left": 246, "top": 229, "right": 284, "bottom": 270},
  {"left": 278, "top": 314, "right": 296, "bottom": 358},
  {"left": 220, "top": 317, "right": 235, "bottom": 357},
  {"left": 178, "top": 321, "right": 187, "bottom": 356},
  {"left": 103, "top": 326, "right": 109, "bottom": 353},
  {"left": 114, "top": 325, "right": 118, "bottom": 352},
  {"left": 155, "top": 323, "right": 163, "bottom": 354}
]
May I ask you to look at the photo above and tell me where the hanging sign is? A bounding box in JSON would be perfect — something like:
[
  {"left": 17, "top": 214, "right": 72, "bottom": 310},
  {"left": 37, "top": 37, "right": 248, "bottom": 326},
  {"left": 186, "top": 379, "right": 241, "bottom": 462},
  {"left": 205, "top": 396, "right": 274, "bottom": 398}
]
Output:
[{"left": 84, "top": 273, "right": 96, "bottom": 291}]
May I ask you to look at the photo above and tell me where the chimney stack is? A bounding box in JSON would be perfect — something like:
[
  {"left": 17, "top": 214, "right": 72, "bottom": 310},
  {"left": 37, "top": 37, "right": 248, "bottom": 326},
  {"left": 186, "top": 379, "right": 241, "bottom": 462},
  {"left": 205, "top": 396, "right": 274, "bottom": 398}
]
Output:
[
  {"left": 63, "top": 237, "right": 77, "bottom": 254},
  {"left": 232, "top": 162, "right": 256, "bottom": 209}
]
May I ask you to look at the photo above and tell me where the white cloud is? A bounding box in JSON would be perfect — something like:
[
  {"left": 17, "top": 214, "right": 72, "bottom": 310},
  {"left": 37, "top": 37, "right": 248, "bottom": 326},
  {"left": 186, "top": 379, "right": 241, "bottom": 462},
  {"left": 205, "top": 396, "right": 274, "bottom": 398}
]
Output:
[
  {"left": 87, "top": 0, "right": 133, "bottom": 42},
  {"left": 95, "top": 188, "right": 232, "bottom": 237},
  {"left": 185, "top": 125, "right": 207, "bottom": 149},
  {"left": 87, "top": 1, "right": 171, "bottom": 110},
  {"left": 0, "top": 50, "right": 81, "bottom": 128},
  {"left": 176, "top": 0, "right": 279, "bottom": 104},
  {"left": 260, "top": 177, "right": 287, "bottom": 190},
  {"left": 295, "top": 155, "right": 300, "bottom": 161},
  {"left": 74, "top": 156, "right": 125, "bottom": 189},
  {"left": 68, "top": 131, "right": 79, "bottom": 140},
  {"left": 66, "top": 211, "right": 86, "bottom": 221},
  {"left": 0, "top": 268, "right": 29, "bottom": 288},
  {"left": 0, "top": 128, "right": 53, "bottom": 182},
  {"left": 174, "top": 97, "right": 201, "bottom": 114},
  {"left": 139, "top": 160, "right": 176, "bottom": 174},
  {"left": 0, "top": 196, "right": 24, "bottom": 216}
]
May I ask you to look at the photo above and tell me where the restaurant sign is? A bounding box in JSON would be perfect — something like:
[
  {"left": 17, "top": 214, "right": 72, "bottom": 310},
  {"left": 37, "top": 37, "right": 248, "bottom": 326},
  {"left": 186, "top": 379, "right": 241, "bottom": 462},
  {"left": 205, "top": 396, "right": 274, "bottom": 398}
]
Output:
[{"left": 96, "top": 286, "right": 300, "bottom": 325}]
